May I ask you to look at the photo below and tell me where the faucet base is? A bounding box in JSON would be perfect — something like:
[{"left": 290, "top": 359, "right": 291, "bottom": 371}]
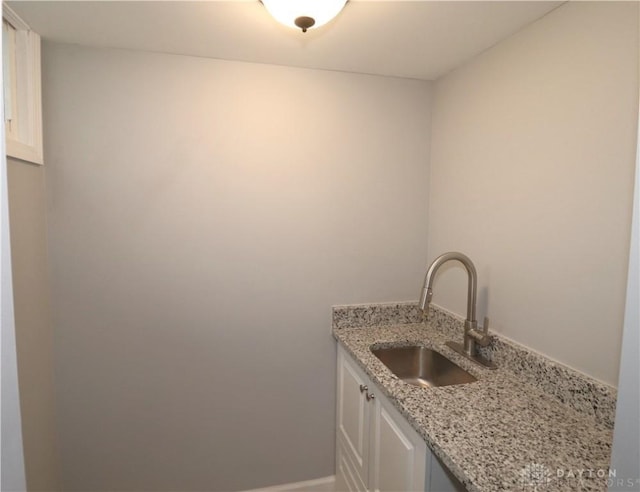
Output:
[{"left": 445, "top": 341, "right": 498, "bottom": 370}]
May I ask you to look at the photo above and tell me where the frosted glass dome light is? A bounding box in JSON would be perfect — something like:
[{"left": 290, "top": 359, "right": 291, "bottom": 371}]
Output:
[{"left": 261, "top": 0, "right": 348, "bottom": 33}]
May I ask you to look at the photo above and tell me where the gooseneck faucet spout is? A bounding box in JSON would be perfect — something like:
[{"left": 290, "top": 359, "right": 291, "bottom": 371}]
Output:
[
  {"left": 419, "top": 252, "right": 477, "bottom": 323},
  {"left": 419, "top": 252, "right": 497, "bottom": 369}
]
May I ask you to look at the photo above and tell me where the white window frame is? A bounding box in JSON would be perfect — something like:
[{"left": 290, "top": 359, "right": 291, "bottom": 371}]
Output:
[{"left": 3, "top": 5, "right": 42, "bottom": 165}]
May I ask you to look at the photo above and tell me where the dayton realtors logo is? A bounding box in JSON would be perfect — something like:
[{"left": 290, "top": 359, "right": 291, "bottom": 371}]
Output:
[{"left": 519, "top": 464, "right": 639, "bottom": 490}]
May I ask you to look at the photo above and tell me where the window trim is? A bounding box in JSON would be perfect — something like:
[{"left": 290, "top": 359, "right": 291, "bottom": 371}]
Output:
[{"left": 3, "top": 5, "right": 43, "bottom": 165}]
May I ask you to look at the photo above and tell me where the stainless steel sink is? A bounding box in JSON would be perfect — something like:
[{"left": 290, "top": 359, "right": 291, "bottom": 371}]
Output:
[{"left": 371, "top": 346, "right": 477, "bottom": 388}]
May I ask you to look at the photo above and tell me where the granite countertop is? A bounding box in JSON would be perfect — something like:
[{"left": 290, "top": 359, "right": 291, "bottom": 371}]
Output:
[{"left": 332, "top": 305, "right": 615, "bottom": 492}]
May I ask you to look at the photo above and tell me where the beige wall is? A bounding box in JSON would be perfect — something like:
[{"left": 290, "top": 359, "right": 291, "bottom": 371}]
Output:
[
  {"left": 42, "top": 43, "right": 432, "bottom": 491},
  {"left": 428, "top": 1, "right": 639, "bottom": 385},
  {"left": 7, "top": 158, "right": 59, "bottom": 491}
]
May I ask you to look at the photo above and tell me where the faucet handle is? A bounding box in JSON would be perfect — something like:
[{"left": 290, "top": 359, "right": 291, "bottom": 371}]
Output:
[{"left": 468, "top": 317, "right": 492, "bottom": 346}]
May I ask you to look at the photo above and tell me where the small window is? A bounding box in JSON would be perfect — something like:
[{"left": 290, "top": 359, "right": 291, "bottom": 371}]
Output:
[{"left": 3, "top": 5, "right": 42, "bottom": 165}]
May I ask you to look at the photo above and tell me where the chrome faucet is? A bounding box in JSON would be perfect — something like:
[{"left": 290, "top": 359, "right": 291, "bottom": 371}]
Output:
[{"left": 419, "top": 252, "right": 497, "bottom": 369}]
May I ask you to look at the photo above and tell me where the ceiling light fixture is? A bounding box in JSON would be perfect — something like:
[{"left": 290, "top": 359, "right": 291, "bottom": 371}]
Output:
[{"left": 261, "top": 0, "right": 347, "bottom": 33}]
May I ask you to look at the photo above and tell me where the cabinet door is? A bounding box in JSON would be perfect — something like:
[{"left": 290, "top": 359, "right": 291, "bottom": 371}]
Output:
[
  {"left": 370, "top": 393, "right": 426, "bottom": 492},
  {"left": 337, "top": 347, "right": 371, "bottom": 487},
  {"left": 336, "top": 442, "right": 365, "bottom": 492}
]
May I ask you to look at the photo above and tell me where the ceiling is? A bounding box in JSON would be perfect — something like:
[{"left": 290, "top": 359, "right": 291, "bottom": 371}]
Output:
[{"left": 8, "top": 1, "right": 563, "bottom": 80}]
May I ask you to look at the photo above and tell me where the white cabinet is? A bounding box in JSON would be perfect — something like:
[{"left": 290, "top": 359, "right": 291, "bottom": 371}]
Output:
[
  {"left": 336, "top": 346, "right": 467, "bottom": 492},
  {"left": 336, "top": 347, "right": 371, "bottom": 490},
  {"left": 370, "top": 391, "right": 427, "bottom": 492}
]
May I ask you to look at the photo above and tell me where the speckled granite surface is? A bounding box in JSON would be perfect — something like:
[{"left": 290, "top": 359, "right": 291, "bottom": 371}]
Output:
[
  {"left": 332, "top": 302, "right": 616, "bottom": 492},
  {"left": 333, "top": 302, "right": 424, "bottom": 329}
]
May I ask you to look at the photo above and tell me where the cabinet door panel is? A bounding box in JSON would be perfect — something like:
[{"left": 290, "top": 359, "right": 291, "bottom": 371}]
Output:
[
  {"left": 337, "top": 348, "right": 370, "bottom": 484},
  {"left": 371, "top": 397, "right": 426, "bottom": 492},
  {"left": 336, "top": 443, "right": 367, "bottom": 492}
]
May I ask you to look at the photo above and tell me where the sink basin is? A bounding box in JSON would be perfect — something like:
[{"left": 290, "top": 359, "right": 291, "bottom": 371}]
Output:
[{"left": 371, "top": 346, "right": 477, "bottom": 388}]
